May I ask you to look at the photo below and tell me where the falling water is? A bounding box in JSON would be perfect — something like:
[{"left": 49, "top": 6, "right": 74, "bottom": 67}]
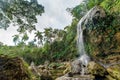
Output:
[
  {"left": 77, "top": 8, "right": 92, "bottom": 76},
  {"left": 77, "top": 6, "right": 106, "bottom": 75},
  {"left": 77, "top": 26, "right": 90, "bottom": 75},
  {"left": 77, "top": 18, "right": 90, "bottom": 75}
]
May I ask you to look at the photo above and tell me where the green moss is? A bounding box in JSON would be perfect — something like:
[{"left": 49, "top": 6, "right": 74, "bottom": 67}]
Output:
[
  {"left": 100, "top": 0, "right": 120, "bottom": 14},
  {"left": 0, "top": 55, "right": 36, "bottom": 80},
  {"left": 107, "top": 64, "right": 120, "bottom": 80},
  {"left": 85, "top": 42, "right": 94, "bottom": 56}
]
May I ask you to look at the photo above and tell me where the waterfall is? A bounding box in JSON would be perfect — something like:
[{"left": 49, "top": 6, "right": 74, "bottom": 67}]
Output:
[
  {"left": 77, "top": 9, "right": 92, "bottom": 75},
  {"left": 77, "top": 19, "right": 89, "bottom": 75},
  {"left": 77, "top": 6, "right": 106, "bottom": 75}
]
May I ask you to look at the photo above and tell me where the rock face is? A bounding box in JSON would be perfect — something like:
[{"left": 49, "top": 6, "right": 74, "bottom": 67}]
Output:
[
  {"left": 79, "top": 5, "right": 120, "bottom": 63},
  {"left": 0, "top": 55, "right": 33, "bottom": 80},
  {"left": 87, "top": 61, "right": 107, "bottom": 76},
  {"left": 78, "top": 6, "right": 106, "bottom": 30}
]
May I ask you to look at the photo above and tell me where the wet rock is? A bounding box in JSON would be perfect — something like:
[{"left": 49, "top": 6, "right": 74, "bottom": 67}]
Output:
[
  {"left": 0, "top": 55, "right": 33, "bottom": 80},
  {"left": 71, "top": 59, "right": 82, "bottom": 74},
  {"left": 87, "top": 61, "right": 107, "bottom": 77}
]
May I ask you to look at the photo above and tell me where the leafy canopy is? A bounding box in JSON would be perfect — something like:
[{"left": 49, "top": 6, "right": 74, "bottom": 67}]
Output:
[{"left": 0, "top": 0, "right": 44, "bottom": 33}]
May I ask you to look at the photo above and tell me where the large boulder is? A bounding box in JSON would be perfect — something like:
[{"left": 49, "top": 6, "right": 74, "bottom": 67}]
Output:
[
  {"left": 107, "top": 64, "right": 120, "bottom": 80},
  {"left": 70, "top": 59, "right": 82, "bottom": 74},
  {"left": 70, "top": 58, "right": 89, "bottom": 75},
  {"left": 87, "top": 61, "right": 107, "bottom": 77},
  {"left": 0, "top": 55, "right": 34, "bottom": 80}
]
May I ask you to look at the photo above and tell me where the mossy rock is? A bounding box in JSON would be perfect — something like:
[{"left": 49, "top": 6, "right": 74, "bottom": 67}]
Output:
[
  {"left": 105, "top": 75, "right": 116, "bottom": 80},
  {"left": 107, "top": 64, "right": 120, "bottom": 80},
  {"left": 0, "top": 55, "right": 34, "bottom": 80},
  {"left": 87, "top": 61, "right": 107, "bottom": 77}
]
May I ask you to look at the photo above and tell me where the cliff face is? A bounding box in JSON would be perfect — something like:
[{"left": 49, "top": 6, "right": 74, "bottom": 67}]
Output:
[{"left": 80, "top": 0, "right": 120, "bottom": 63}]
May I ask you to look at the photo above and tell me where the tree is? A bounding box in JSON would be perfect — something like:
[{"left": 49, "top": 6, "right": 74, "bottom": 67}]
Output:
[
  {"left": 12, "top": 34, "right": 19, "bottom": 45},
  {"left": 53, "top": 29, "right": 66, "bottom": 41},
  {"left": 28, "top": 40, "right": 36, "bottom": 47},
  {"left": 44, "top": 27, "right": 53, "bottom": 43},
  {"left": 70, "top": 0, "right": 104, "bottom": 19},
  {"left": 22, "top": 33, "right": 29, "bottom": 42},
  {"left": 35, "top": 31, "right": 43, "bottom": 46},
  {"left": 0, "top": 0, "right": 44, "bottom": 33}
]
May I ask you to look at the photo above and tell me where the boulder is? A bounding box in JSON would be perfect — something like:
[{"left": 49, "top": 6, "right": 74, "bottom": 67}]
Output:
[
  {"left": 107, "top": 64, "right": 120, "bottom": 80},
  {"left": 71, "top": 59, "right": 82, "bottom": 74},
  {"left": 87, "top": 61, "right": 107, "bottom": 77},
  {"left": 0, "top": 55, "right": 34, "bottom": 80}
]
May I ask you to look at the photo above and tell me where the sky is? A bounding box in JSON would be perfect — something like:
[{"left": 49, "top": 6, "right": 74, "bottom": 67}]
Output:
[{"left": 0, "top": 0, "right": 83, "bottom": 45}]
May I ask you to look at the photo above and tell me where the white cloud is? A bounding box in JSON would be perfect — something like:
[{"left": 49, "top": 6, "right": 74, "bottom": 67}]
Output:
[
  {"left": 0, "top": 0, "right": 83, "bottom": 45},
  {"left": 0, "top": 25, "right": 18, "bottom": 45},
  {"left": 36, "top": 0, "right": 83, "bottom": 30}
]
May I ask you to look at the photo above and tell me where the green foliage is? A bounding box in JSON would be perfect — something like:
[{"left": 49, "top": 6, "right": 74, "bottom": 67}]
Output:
[
  {"left": 71, "top": 4, "right": 87, "bottom": 19},
  {"left": 100, "top": 0, "right": 120, "bottom": 14},
  {"left": 0, "top": 17, "right": 79, "bottom": 64},
  {"left": 35, "top": 31, "right": 43, "bottom": 46},
  {"left": 12, "top": 35, "right": 19, "bottom": 45},
  {"left": 22, "top": 33, "right": 29, "bottom": 42},
  {"left": 85, "top": 42, "right": 94, "bottom": 56},
  {"left": 1, "top": 0, "right": 120, "bottom": 65},
  {"left": 84, "top": 0, "right": 104, "bottom": 10},
  {"left": 71, "top": 0, "right": 104, "bottom": 19},
  {"left": 0, "top": 0, "right": 44, "bottom": 33}
]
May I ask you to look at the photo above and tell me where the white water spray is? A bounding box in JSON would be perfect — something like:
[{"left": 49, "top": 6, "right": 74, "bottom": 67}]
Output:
[
  {"left": 77, "top": 19, "right": 90, "bottom": 75},
  {"left": 77, "top": 9, "right": 92, "bottom": 75}
]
